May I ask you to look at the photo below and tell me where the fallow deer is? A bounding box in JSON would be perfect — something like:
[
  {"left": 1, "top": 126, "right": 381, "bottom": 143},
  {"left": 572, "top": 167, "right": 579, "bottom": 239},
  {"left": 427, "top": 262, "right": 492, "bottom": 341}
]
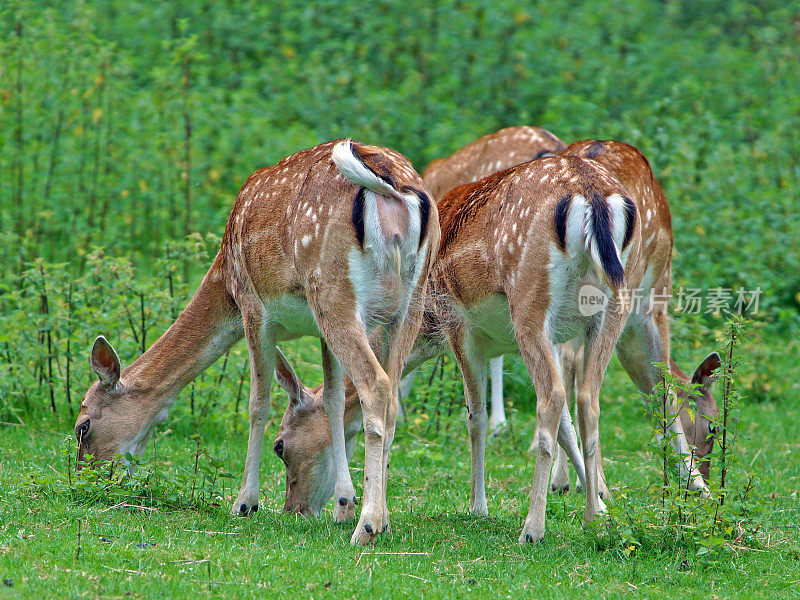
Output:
[
  {"left": 544, "top": 139, "right": 721, "bottom": 496},
  {"left": 400, "top": 126, "right": 568, "bottom": 431},
  {"left": 416, "top": 132, "right": 719, "bottom": 497},
  {"left": 74, "top": 139, "right": 440, "bottom": 546},
  {"left": 276, "top": 152, "right": 647, "bottom": 542}
]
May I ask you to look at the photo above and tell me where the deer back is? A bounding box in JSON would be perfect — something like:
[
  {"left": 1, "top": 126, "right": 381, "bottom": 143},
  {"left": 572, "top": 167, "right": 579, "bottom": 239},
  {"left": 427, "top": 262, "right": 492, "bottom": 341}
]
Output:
[
  {"left": 433, "top": 155, "right": 641, "bottom": 312},
  {"left": 422, "top": 126, "right": 567, "bottom": 201},
  {"left": 562, "top": 140, "right": 672, "bottom": 290}
]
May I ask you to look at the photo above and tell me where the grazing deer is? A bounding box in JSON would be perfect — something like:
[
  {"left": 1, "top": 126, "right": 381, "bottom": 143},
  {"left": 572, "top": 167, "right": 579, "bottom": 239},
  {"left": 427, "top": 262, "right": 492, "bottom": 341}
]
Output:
[
  {"left": 276, "top": 152, "right": 646, "bottom": 542},
  {"left": 543, "top": 139, "right": 721, "bottom": 496},
  {"left": 74, "top": 139, "right": 439, "bottom": 546},
  {"left": 549, "top": 349, "right": 720, "bottom": 494},
  {"left": 399, "top": 126, "right": 568, "bottom": 431}
]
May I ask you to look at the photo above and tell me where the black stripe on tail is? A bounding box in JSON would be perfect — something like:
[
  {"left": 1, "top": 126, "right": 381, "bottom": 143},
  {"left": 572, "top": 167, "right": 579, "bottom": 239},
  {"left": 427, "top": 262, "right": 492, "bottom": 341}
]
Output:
[
  {"left": 554, "top": 195, "right": 571, "bottom": 252},
  {"left": 590, "top": 192, "right": 632, "bottom": 288}
]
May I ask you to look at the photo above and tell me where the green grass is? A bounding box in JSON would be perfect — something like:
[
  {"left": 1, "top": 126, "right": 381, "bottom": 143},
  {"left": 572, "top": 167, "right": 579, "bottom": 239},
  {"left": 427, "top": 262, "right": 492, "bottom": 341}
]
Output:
[{"left": 2, "top": 360, "right": 798, "bottom": 599}]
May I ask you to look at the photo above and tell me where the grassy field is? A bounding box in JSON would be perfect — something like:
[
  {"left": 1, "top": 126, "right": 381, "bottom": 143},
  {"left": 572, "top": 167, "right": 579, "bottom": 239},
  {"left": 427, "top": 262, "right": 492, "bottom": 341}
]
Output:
[
  {"left": 1, "top": 1, "right": 800, "bottom": 598},
  {"left": 1, "top": 357, "right": 799, "bottom": 599}
]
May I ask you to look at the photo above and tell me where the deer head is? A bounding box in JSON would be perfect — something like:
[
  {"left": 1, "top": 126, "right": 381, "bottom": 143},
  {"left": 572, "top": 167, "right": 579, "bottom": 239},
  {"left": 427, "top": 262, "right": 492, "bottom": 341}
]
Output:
[
  {"left": 675, "top": 352, "right": 722, "bottom": 481},
  {"left": 74, "top": 336, "right": 169, "bottom": 464},
  {"left": 272, "top": 349, "right": 361, "bottom": 516}
]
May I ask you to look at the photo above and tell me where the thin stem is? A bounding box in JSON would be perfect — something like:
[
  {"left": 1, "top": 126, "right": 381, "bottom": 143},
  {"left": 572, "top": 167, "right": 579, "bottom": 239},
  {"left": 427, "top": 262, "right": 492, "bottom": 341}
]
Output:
[
  {"left": 14, "top": 20, "right": 25, "bottom": 237},
  {"left": 182, "top": 55, "right": 193, "bottom": 283},
  {"left": 720, "top": 322, "right": 738, "bottom": 504},
  {"left": 65, "top": 283, "right": 73, "bottom": 417}
]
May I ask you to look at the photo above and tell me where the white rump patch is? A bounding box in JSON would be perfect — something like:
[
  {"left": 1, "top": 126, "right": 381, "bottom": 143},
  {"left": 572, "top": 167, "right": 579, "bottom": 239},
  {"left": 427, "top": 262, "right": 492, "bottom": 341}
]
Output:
[{"left": 562, "top": 193, "right": 630, "bottom": 279}]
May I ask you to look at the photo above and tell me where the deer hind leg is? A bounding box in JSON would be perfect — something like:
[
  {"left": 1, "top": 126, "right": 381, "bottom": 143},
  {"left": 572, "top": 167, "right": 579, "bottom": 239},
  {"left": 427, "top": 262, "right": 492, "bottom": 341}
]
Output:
[
  {"left": 514, "top": 330, "right": 566, "bottom": 544},
  {"left": 542, "top": 343, "right": 594, "bottom": 498},
  {"left": 339, "top": 329, "right": 392, "bottom": 546},
  {"left": 488, "top": 356, "right": 507, "bottom": 433},
  {"left": 569, "top": 345, "right": 612, "bottom": 501},
  {"left": 450, "top": 329, "right": 490, "bottom": 516},
  {"left": 309, "top": 298, "right": 394, "bottom": 545},
  {"left": 321, "top": 339, "right": 357, "bottom": 522},
  {"left": 377, "top": 282, "right": 433, "bottom": 532},
  {"left": 380, "top": 388, "right": 399, "bottom": 532},
  {"left": 576, "top": 304, "right": 630, "bottom": 524},
  {"left": 232, "top": 305, "right": 275, "bottom": 517}
]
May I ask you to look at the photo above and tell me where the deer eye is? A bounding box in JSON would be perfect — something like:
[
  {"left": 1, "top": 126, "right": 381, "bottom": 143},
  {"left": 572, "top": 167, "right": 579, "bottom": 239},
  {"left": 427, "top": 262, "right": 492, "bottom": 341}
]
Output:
[
  {"left": 708, "top": 424, "right": 717, "bottom": 435},
  {"left": 273, "top": 439, "right": 284, "bottom": 458}
]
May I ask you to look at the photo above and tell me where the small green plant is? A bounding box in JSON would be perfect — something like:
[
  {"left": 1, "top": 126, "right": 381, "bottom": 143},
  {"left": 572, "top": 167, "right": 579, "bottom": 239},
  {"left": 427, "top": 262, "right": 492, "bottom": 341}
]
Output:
[
  {"left": 24, "top": 434, "right": 235, "bottom": 513},
  {"left": 590, "top": 319, "right": 766, "bottom": 565}
]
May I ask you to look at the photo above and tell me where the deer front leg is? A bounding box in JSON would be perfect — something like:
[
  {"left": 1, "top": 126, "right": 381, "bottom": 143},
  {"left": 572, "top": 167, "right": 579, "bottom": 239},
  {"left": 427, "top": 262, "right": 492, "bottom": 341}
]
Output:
[
  {"left": 450, "top": 330, "right": 489, "bottom": 516},
  {"left": 550, "top": 344, "right": 577, "bottom": 494},
  {"left": 617, "top": 311, "right": 707, "bottom": 495},
  {"left": 488, "top": 356, "right": 506, "bottom": 433},
  {"left": 232, "top": 307, "right": 274, "bottom": 516},
  {"left": 653, "top": 310, "right": 708, "bottom": 494},
  {"left": 321, "top": 340, "right": 357, "bottom": 522}
]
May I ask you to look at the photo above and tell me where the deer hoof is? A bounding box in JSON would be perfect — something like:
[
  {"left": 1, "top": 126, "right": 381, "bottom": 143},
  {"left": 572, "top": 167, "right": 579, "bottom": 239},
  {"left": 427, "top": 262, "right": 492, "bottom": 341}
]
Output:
[
  {"left": 233, "top": 502, "right": 258, "bottom": 517},
  {"left": 350, "top": 516, "right": 381, "bottom": 546},
  {"left": 333, "top": 498, "right": 357, "bottom": 522},
  {"left": 519, "top": 526, "right": 544, "bottom": 545}
]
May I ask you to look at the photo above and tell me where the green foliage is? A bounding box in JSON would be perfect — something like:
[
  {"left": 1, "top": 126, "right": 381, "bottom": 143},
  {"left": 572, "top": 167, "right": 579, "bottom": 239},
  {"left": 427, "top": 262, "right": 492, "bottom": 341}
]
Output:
[
  {"left": 591, "top": 325, "right": 767, "bottom": 566},
  {"left": 25, "top": 435, "right": 235, "bottom": 512},
  {"left": 1, "top": 0, "right": 797, "bottom": 411}
]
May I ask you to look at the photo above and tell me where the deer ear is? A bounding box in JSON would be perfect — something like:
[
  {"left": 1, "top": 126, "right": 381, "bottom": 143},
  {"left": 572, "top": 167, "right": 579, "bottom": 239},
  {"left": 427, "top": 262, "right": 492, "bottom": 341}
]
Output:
[
  {"left": 90, "top": 336, "right": 121, "bottom": 389},
  {"left": 274, "top": 347, "right": 303, "bottom": 405},
  {"left": 692, "top": 352, "right": 721, "bottom": 388}
]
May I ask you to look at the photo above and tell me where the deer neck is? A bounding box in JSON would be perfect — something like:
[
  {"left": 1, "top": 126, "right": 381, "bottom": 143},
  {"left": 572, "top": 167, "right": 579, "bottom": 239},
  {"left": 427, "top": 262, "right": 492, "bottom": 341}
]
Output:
[{"left": 123, "top": 255, "right": 243, "bottom": 411}]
